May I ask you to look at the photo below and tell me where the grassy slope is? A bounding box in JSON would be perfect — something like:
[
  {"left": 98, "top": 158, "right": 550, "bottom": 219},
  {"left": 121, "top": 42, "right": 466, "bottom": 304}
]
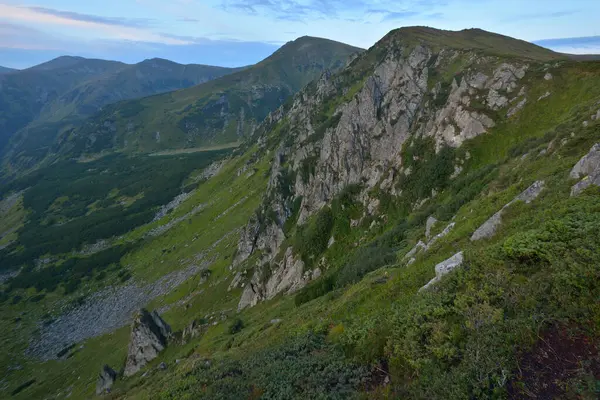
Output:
[
  {"left": 0, "top": 148, "right": 271, "bottom": 399},
  {"left": 3, "top": 30, "right": 600, "bottom": 399},
  {"left": 0, "top": 57, "right": 238, "bottom": 176},
  {"left": 114, "top": 60, "right": 600, "bottom": 400},
  {"left": 57, "top": 37, "right": 363, "bottom": 158}
]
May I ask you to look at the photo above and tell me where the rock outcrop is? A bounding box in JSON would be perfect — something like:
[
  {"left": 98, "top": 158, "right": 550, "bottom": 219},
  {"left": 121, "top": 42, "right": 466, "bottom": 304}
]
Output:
[
  {"left": 471, "top": 180, "right": 545, "bottom": 241},
  {"left": 570, "top": 143, "right": 600, "bottom": 196},
  {"left": 230, "top": 32, "right": 530, "bottom": 309},
  {"left": 404, "top": 220, "right": 456, "bottom": 264},
  {"left": 124, "top": 309, "right": 171, "bottom": 377},
  {"left": 420, "top": 251, "right": 464, "bottom": 291},
  {"left": 238, "top": 247, "right": 320, "bottom": 310},
  {"left": 96, "top": 365, "right": 117, "bottom": 395},
  {"left": 425, "top": 216, "right": 438, "bottom": 239}
]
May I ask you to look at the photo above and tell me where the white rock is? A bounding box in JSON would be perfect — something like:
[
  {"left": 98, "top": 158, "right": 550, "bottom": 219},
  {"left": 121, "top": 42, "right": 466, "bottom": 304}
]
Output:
[
  {"left": 419, "top": 251, "right": 464, "bottom": 291},
  {"left": 425, "top": 216, "right": 438, "bottom": 239},
  {"left": 471, "top": 181, "right": 545, "bottom": 241}
]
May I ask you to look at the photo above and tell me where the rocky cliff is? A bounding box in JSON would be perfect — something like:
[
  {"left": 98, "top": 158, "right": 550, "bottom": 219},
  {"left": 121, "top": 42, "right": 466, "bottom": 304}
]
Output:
[{"left": 229, "top": 27, "right": 562, "bottom": 310}]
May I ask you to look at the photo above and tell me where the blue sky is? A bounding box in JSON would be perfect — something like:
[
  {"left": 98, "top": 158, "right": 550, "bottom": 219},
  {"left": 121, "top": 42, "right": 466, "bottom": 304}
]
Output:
[{"left": 1, "top": 0, "right": 600, "bottom": 69}]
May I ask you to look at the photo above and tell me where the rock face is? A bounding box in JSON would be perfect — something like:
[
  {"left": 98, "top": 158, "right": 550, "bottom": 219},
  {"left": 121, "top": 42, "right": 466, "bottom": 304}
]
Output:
[
  {"left": 238, "top": 247, "right": 318, "bottom": 310},
  {"left": 124, "top": 309, "right": 171, "bottom": 377},
  {"left": 471, "top": 180, "right": 545, "bottom": 241},
  {"left": 420, "top": 251, "right": 464, "bottom": 291},
  {"left": 96, "top": 365, "right": 117, "bottom": 395},
  {"left": 570, "top": 143, "right": 600, "bottom": 196},
  {"left": 231, "top": 32, "right": 531, "bottom": 309}
]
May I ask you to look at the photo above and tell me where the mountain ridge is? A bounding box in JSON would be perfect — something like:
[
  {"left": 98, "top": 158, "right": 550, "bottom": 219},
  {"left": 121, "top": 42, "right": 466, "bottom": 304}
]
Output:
[
  {"left": 45, "top": 36, "right": 363, "bottom": 161},
  {"left": 1, "top": 26, "right": 600, "bottom": 400},
  {"left": 0, "top": 57, "right": 243, "bottom": 175}
]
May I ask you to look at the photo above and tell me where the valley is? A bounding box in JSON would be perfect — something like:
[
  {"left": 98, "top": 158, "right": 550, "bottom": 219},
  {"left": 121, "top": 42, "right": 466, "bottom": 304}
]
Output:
[{"left": 0, "top": 26, "right": 599, "bottom": 400}]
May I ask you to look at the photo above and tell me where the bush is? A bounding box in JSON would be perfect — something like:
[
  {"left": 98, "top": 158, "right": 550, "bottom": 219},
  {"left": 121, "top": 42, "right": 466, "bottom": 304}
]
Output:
[
  {"left": 335, "top": 245, "right": 397, "bottom": 287},
  {"left": 229, "top": 318, "right": 244, "bottom": 334},
  {"left": 295, "top": 275, "right": 336, "bottom": 306},
  {"left": 294, "top": 206, "right": 334, "bottom": 266},
  {"left": 158, "top": 332, "right": 369, "bottom": 399}
]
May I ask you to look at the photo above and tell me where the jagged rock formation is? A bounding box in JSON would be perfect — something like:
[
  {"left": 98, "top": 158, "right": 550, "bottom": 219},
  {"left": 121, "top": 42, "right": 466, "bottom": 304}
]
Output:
[
  {"left": 420, "top": 251, "right": 464, "bottom": 291},
  {"left": 471, "top": 180, "right": 545, "bottom": 241},
  {"left": 229, "top": 28, "right": 554, "bottom": 309},
  {"left": 238, "top": 247, "right": 321, "bottom": 310},
  {"left": 570, "top": 143, "right": 600, "bottom": 196},
  {"left": 124, "top": 309, "right": 171, "bottom": 377},
  {"left": 96, "top": 365, "right": 117, "bottom": 395}
]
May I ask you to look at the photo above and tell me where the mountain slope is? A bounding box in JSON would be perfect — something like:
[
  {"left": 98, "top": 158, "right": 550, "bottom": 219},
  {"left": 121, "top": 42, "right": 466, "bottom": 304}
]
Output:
[
  {"left": 0, "top": 57, "right": 240, "bottom": 173},
  {"left": 0, "top": 57, "right": 125, "bottom": 153},
  {"left": 0, "top": 66, "right": 17, "bottom": 74},
  {"left": 2, "top": 27, "right": 600, "bottom": 400},
  {"left": 52, "top": 36, "right": 363, "bottom": 158}
]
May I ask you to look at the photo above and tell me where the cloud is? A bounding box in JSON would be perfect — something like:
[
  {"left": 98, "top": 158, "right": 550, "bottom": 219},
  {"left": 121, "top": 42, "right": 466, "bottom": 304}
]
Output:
[
  {"left": 220, "top": 0, "right": 369, "bottom": 20},
  {"left": 0, "top": 4, "right": 189, "bottom": 45},
  {"left": 534, "top": 35, "right": 600, "bottom": 54},
  {"left": 178, "top": 17, "right": 200, "bottom": 22},
  {"left": 503, "top": 10, "right": 578, "bottom": 23},
  {"left": 27, "top": 7, "right": 157, "bottom": 28},
  {"left": 219, "top": 0, "right": 446, "bottom": 23},
  {"left": 381, "top": 11, "right": 421, "bottom": 21}
]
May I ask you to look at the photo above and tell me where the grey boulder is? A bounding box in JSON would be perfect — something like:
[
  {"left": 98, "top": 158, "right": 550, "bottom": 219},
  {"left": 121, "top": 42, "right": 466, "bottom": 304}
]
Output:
[
  {"left": 570, "top": 143, "right": 600, "bottom": 196},
  {"left": 123, "top": 309, "right": 171, "bottom": 377},
  {"left": 96, "top": 364, "right": 117, "bottom": 395},
  {"left": 471, "top": 180, "right": 545, "bottom": 241},
  {"left": 419, "top": 251, "right": 464, "bottom": 292}
]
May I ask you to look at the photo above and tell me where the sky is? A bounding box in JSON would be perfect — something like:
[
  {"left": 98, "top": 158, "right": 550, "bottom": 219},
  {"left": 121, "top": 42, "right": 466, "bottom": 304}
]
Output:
[{"left": 1, "top": 0, "right": 600, "bottom": 69}]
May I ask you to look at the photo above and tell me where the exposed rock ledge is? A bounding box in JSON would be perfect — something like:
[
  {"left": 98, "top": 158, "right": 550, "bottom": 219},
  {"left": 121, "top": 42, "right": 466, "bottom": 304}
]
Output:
[
  {"left": 419, "top": 251, "right": 464, "bottom": 291},
  {"left": 570, "top": 143, "right": 600, "bottom": 196},
  {"left": 471, "top": 180, "right": 545, "bottom": 241}
]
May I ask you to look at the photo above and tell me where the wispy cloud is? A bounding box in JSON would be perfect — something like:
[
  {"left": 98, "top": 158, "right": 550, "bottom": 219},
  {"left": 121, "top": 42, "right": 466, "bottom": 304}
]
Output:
[
  {"left": 219, "top": 0, "right": 445, "bottom": 23},
  {"left": 178, "top": 17, "right": 200, "bottom": 22},
  {"left": 27, "top": 7, "right": 157, "bottom": 28},
  {"left": 503, "top": 10, "right": 578, "bottom": 23},
  {"left": 534, "top": 35, "right": 600, "bottom": 54},
  {"left": 0, "top": 4, "right": 190, "bottom": 45}
]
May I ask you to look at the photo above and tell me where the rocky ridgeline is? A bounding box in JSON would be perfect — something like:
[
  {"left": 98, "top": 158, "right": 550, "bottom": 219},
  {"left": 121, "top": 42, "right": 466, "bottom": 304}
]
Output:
[{"left": 230, "top": 34, "right": 536, "bottom": 310}]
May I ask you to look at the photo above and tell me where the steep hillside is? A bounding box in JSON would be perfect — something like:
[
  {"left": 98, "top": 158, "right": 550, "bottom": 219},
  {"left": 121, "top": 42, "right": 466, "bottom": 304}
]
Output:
[
  {"left": 50, "top": 36, "right": 363, "bottom": 159},
  {"left": 2, "top": 27, "right": 600, "bottom": 400},
  {"left": 0, "top": 66, "right": 17, "bottom": 74},
  {"left": 0, "top": 57, "right": 125, "bottom": 153},
  {"left": 0, "top": 57, "right": 239, "bottom": 174}
]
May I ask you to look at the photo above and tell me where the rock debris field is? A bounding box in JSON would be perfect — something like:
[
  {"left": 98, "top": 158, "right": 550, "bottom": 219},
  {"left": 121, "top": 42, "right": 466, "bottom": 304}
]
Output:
[{"left": 27, "top": 260, "right": 211, "bottom": 361}]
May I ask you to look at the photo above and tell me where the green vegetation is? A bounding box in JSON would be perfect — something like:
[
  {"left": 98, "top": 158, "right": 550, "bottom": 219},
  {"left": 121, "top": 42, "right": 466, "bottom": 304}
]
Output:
[
  {"left": 54, "top": 37, "right": 362, "bottom": 161},
  {"left": 3, "top": 28, "right": 600, "bottom": 400},
  {"left": 1, "top": 150, "right": 228, "bottom": 266},
  {"left": 0, "top": 57, "right": 239, "bottom": 174},
  {"left": 294, "top": 206, "right": 334, "bottom": 266},
  {"left": 158, "top": 333, "right": 368, "bottom": 400}
]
